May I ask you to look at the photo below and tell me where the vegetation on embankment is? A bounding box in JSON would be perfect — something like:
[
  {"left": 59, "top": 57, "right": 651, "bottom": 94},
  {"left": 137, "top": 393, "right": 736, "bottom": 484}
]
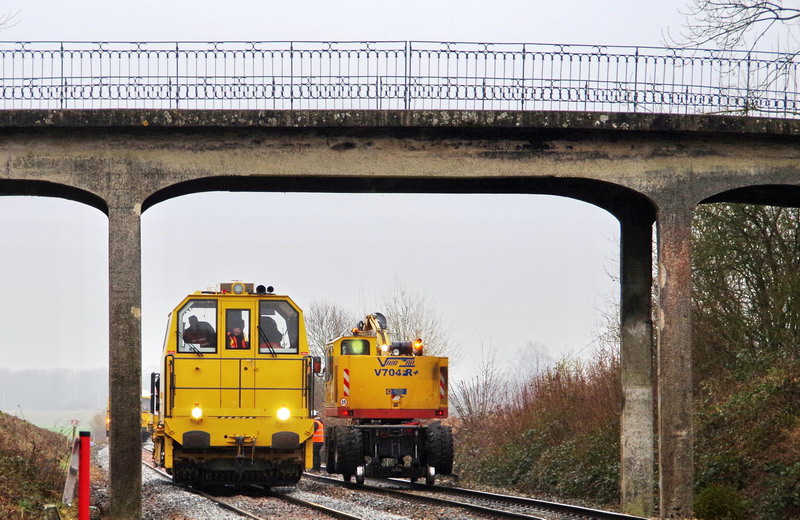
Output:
[
  {"left": 453, "top": 204, "right": 800, "bottom": 519},
  {"left": 453, "top": 348, "right": 623, "bottom": 506},
  {"left": 0, "top": 411, "right": 71, "bottom": 519}
]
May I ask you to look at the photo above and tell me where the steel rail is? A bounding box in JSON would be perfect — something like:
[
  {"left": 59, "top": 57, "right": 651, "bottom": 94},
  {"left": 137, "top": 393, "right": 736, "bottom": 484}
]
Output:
[
  {"left": 304, "top": 472, "right": 547, "bottom": 520},
  {"left": 142, "top": 458, "right": 267, "bottom": 520},
  {"left": 386, "top": 477, "right": 648, "bottom": 520},
  {"left": 142, "top": 453, "right": 363, "bottom": 520}
]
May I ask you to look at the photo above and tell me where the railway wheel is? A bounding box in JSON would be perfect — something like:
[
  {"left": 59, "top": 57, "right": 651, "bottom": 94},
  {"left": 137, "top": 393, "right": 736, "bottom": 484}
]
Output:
[
  {"left": 355, "top": 465, "right": 365, "bottom": 485},
  {"left": 425, "top": 466, "right": 436, "bottom": 486},
  {"left": 439, "top": 426, "right": 454, "bottom": 475}
]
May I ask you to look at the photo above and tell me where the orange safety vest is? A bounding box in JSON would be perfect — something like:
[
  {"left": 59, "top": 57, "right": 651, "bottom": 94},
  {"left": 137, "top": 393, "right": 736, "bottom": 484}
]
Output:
[
  {"left": 312, "top": 418, "right": 324, "bottom": 443},
  {"left": 228, "top": 332, "right": 247, "bottom": 349}
]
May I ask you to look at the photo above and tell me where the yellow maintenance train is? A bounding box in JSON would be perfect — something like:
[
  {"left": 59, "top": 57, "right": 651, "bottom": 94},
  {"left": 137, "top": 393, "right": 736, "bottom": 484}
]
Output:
[
  {"left": 323, "top": 312, "right": 453, "bottom": 485},
  {"left": 150, "top": 282, "right": 321, "bottom": 486}
]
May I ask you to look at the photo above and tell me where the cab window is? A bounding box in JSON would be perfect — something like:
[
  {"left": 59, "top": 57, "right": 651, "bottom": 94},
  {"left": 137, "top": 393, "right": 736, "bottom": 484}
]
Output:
[
  {"left": 341, "top": 339, "right": 370, "bottom": 355},
  {"left": 178, "top": 299, "right": 217, "bottom": 353},
  {"left": 258, "top": 300, "right": 299, "bottom": 354},
  {"left": 225, "top": 309, "right": 251, "bottom": 349}
]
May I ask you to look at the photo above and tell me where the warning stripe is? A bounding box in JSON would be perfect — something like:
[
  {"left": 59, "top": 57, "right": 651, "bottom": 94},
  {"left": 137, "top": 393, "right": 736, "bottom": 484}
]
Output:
[
  {"left": 439, "top": 370, "right": 446, "bottom": 400},
  {"left": 343, "top": 368, "right": 350, "bottom": 397}
]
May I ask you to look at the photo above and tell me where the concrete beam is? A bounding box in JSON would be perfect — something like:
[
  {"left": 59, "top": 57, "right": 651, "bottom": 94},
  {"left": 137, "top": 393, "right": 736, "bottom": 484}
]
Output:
[
  {"left": 108, "top": 201, "right": 142, "bottom": 520},
  {"left": 620, "top": 214, "right": 655, "bottom": 517},
  {"left": 656, "top": 204, "right": 694, "bottom": 519}
]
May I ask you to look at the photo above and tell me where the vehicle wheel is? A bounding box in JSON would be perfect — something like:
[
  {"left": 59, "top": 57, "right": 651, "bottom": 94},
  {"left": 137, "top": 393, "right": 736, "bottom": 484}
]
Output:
[
  {"left": 424, "top": 425, "right": 442, "bottom": 471},
  {"left": 325, "top": 426, "right": 337, "bottom": 474},
  {"left": 425, "top": 469, "right": 436, "bottom": 486},
  {"left": 439, "top": 426, "right": 454, "bottom": 475},
  {"left": 334, "top": 426, "right": 362, "bottom": 478},
  {"left": 355, "top": 466, "right": 364, "bottom": 485}
]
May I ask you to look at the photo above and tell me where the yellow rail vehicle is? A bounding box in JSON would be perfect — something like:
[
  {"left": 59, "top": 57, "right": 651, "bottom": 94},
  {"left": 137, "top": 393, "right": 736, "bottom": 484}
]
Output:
[
  {"left": 324, "top": 313, "right": 453, "bottom": 485},
  {"left": 151, "top": 282, "right": 320, "bottom": 486}
]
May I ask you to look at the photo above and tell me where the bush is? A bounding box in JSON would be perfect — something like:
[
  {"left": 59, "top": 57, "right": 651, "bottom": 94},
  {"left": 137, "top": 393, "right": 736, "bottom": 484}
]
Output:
[{"left": 694, "top": 484, "right": 748, "bottom": 520}]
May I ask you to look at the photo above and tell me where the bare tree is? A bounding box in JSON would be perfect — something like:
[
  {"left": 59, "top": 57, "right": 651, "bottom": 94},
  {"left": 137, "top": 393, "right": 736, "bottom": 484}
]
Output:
[
  {"left": 450, "top": 342, "right": 509, "bottom": 423},
  {"left": 678, "top": 0, "right": 800, "bottom": 49},
  {"left": 304, "top": 300, "right": 357, "bottom": 358},
  {"left": 378, "top": 282, "right": 458, "bottom": 361}
]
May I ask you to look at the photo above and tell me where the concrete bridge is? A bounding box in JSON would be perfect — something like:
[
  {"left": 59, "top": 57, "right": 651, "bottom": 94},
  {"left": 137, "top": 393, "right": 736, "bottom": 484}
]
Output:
[{"left": 2, "top": 108, "right": 799, "bottom": 518}]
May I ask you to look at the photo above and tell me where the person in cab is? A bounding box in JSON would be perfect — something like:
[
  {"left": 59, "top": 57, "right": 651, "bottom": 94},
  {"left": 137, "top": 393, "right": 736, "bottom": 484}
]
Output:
[{"left": 227, "top": 320, "right": 249, "bottom": 349}]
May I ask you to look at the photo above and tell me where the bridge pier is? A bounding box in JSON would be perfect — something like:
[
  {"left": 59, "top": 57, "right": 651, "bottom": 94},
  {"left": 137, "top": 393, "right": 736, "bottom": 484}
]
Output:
[
  {"left": 619, "top": 213, "right": 655, "bottom": 517},
  {"left": 656, "top": 203, "right": 694, "bottom": 519},
  {"left": 108, "top": 201, "right": 143, "bottom": 520}
]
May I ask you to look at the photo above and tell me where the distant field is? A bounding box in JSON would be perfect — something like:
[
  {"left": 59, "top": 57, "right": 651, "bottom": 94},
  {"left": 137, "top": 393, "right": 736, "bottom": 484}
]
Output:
[{"left": 0, "top": 409, "right": 102, "bottom": 434}]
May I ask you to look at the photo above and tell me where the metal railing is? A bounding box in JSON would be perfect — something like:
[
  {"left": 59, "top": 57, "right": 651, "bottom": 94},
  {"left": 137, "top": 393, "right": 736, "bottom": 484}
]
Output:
[{"left": 0, "top": 41, "right": 797, "bottom": 117}]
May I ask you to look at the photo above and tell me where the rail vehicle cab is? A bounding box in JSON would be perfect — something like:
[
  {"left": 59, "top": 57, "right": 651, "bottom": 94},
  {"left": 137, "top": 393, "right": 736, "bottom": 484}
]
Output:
[
  {"left": 151, "top": 282, "right": 320, "bottom": 486},
  {"left": 140, "top": 395, "right": 154, "bottom": 442},
  {"left": 323, "top": 334, "right": 449, "bottom": 420}
]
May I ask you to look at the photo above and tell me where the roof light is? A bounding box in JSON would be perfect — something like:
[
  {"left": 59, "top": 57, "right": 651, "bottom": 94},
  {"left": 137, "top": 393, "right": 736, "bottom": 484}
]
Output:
[
  {"left": 412, "top": 338, "right": 424, "bottom": 356},
  {"left": 232, "top": 282, "right": 245, "bottom": 294}
]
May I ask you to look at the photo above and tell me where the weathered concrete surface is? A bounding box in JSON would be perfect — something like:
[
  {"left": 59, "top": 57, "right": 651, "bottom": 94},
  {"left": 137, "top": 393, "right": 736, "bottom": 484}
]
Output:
[
  {"left": 656, "top": 203, "right": 695, "bottom": 518},
  {"left": 2, "top": 110, "right": 800, "bottom": 520},
  {"left": 620, "top": 210, "right": 655, "bottom": 517},
  {"left": 107, "top": 186, "right": 143, "bottom": 517}
]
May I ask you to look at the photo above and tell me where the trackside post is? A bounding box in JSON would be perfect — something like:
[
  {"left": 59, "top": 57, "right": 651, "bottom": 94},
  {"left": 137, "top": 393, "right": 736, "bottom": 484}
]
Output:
[{"left": 79, "top": 431, "right": 90, "bottom": 520}]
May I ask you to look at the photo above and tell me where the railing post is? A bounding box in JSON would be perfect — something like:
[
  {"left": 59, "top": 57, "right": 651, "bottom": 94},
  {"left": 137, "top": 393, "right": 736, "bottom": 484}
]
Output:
[
  {"left": 404, "top": 41, "right": 411, "bottom": 110},
  {"left": 290, "top": 42, "right": 294, "bottom": 109},
  {"left": 60, "top": 43, "right": 65, "bottom": 109},
  {"left": 633, "top": 46, "right": 640, "bottom": 112},
  {"left": 174, "top": 43, "right": 180, "bottom": 109},
  {"left": 520, "top": 43, "right": 526, "bottom": 111}
]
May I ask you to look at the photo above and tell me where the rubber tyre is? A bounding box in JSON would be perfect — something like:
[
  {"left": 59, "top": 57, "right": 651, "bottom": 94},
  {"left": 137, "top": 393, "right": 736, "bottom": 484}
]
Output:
[
  {"left": 325, "top": 426, "right": 337, "bottom": 474},
  {"left": 424, "top": 426, "right": 442, "bottom": 471},
  {"left": 335, "top": 426, "right": 362, "bottom": 479},
  {"left": 438, "top": 426, "right": 454, "bottom": 475}
]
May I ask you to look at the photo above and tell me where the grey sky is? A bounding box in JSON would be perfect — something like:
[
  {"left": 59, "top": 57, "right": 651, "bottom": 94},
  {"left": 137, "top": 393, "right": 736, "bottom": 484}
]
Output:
[{"left": 0, "top": 0, "right": 690, "bottom": 381}]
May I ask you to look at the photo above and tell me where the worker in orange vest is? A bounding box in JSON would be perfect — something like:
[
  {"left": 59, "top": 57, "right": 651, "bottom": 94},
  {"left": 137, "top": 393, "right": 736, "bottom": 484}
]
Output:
[{"left": 312, "top": 413, "right": 324, "bottom": 470}]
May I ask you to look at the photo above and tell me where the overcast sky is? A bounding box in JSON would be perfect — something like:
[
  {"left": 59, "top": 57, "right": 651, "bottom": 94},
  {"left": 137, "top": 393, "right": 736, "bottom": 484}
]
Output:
[{"left": 0, "top": 0, "right": 692, "bottom": 384}]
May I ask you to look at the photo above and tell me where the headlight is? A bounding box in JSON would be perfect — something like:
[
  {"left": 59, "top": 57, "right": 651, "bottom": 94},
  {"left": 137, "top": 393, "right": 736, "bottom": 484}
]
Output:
[
  {"left": 276, "top": 407, "right": 291, "bottom": 421},
  {"left": 191, "top": 405, "right": 203, "bottom": 420},
  {"left": 380, "top": 344, "right": 389, "bottom": 353}
]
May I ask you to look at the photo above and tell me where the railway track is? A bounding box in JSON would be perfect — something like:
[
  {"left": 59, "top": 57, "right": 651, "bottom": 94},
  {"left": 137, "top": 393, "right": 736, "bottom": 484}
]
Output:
[
  {"left": 142, "top": 451, "right": 363, "bottom": 519},
  {"left": 304, "top": 472, "right": 649, "bottom": 520}
]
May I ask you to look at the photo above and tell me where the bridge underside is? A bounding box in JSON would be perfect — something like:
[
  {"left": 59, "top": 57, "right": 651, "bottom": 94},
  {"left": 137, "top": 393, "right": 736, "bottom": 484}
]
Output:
[{"left": 3, "top": 109, "right": 800, "bottom": 520}]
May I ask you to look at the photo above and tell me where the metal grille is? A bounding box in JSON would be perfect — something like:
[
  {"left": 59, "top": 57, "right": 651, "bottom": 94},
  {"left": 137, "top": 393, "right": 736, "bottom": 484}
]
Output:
[{"left": 0, "top": 41, "right": 797, "bottom": 117}]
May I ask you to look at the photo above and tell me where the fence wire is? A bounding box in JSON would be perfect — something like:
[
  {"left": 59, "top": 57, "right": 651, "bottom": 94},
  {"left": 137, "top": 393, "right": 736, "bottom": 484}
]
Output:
[{"left": 0, "top": 41, "right": 797, "bottom": 116}]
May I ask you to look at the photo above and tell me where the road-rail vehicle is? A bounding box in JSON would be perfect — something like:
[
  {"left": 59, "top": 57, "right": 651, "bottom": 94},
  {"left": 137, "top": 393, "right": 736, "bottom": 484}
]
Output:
[{"left": 323, "top": 312, "right": 454, "bottom": 485}]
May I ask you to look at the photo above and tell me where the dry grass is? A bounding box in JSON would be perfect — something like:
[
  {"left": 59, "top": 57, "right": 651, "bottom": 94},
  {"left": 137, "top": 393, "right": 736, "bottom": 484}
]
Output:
[{"left": 0, "top": 411, "right": 71, "bottom": 519}]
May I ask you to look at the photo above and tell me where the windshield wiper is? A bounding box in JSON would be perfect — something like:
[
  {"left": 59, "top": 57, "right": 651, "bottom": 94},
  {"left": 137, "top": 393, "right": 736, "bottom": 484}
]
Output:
[
  {"left": 258, "top": 326, "right": 277, "bottom": 357},
  {"left": 176, "top": 331, "right": 204, "bottom": 357}
]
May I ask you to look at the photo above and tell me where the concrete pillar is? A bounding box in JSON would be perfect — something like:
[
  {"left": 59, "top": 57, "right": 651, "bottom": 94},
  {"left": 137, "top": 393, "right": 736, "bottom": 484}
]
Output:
[
  {"left": 656, "top": 204, "right": 694, "bottom": 519},
  {"left": 619, "top": 214, "right": 654, "bottom": 517},
  {"left": 108, "top": 201, "right": 142, "bottom": 520}
]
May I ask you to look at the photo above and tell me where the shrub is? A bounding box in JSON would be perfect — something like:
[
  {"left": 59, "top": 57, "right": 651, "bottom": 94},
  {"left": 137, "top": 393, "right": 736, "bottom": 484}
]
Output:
[{"left": 694, "top": 484, "right": 747, "bottom": 520}]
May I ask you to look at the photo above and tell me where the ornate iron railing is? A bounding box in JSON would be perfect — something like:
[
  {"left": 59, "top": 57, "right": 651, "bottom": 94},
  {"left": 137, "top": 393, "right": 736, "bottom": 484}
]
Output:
[{"left": 0, "top": 41, "right": 797, "bottom": 117}]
